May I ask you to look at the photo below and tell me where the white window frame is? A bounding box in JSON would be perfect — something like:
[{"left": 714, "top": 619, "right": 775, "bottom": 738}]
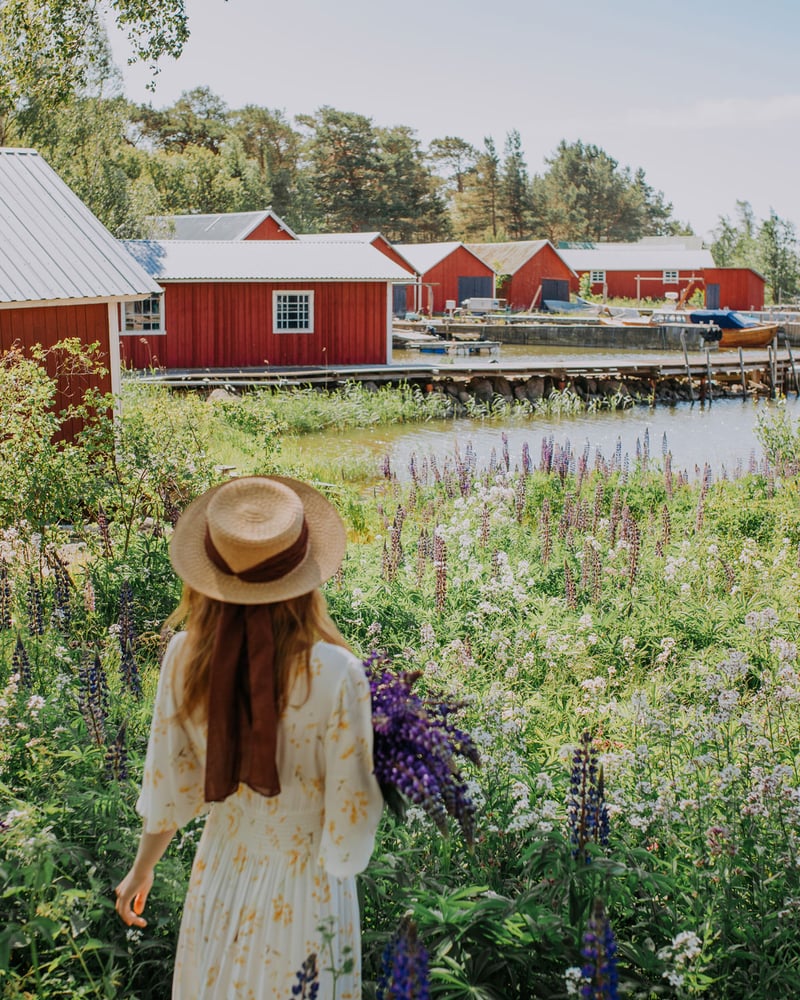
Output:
[
  {"left": 663, "top": 270, "right": 679, "bottom": 284},
  {"left": 590, "top": 270, "right": 606, "bottom": 284},
  {"left": 273, "top": 290, "right": 314, "bottom": 334},
  {"left": 122, "top": 294, "right": 165, "bottom": 334}
]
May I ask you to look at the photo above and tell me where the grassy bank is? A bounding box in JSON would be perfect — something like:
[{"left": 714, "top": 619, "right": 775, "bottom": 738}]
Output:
[{"left": 3, "top": 357, "right": 800, "bottom": 998}]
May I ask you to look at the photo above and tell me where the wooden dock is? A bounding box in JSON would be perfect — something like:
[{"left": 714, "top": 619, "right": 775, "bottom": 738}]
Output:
[{"left": 129, "top": 346, "right": 798, "bottom": 397}]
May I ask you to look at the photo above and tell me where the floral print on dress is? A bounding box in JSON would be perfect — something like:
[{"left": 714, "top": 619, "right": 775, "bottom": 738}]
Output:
[{"left": 136, "top": 633, "right": 384, "bottom": 999}]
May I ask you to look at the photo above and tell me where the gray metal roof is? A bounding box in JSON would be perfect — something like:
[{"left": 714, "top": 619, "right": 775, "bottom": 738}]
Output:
[
  {"left": 467, "top": 240, "right": 577, "bottom": 278},
  {"left": 151, "top": 210, "right": 297, "bottom": 241},
  {"left": 560, "top": 244, "right": 715, "bottom": 272},
  {"left": 0, "top": 147, "right": 161, "bottom": 305},
  {"left": 123, "top": 240, "right": 413, "bottom": 282},
  {"left": 394, "top": 241, "right": 490, "bottom": 274},
  {"left": 299, "top": 231, "right": 381, "bottom": 242}
]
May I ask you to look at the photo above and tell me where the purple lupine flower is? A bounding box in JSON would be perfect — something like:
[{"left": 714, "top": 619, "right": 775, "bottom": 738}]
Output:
[
  {"left": 433, "top": 533, "right": 447, "bottom": 613},
  {"left": 502, "top": 432, "right": 510, "bottom": 472},
  {"left": 118, "top": 581, "right": 136, "bottom": 652},
  {"left": 564, "top": 560, "right": 577, "bottom": 611},
  {"left": 540, "top": 497, "right": 552, "bottom": 565},
  {"left": 580, "top": 899, "right": 619, "bottom": 1000},
  {"left": 48, "top": 550, "right": 72, "bottom": 633},
  {"left": 365, "top": 654, "right": 480, "bottom": 844},
  {"left": 26, "top": 574, "right": 44, "bottom": 636},
  {"left": 105, "top": 722, "right": 128, "bottom": 781},
  {"left": 97, "top": 503, "right": 113, "bottom": 558},
  {"left": 382, "top": 453, "right": 393, "bottom": 479},
  {"left": 479, "top": 504, "right": 490, "bottom": 546},
  {"left": 0, "top": 561, "right": 11, "bottom": 631},
  {"left": 84, "top": 575, "right": 96, "bottom": 615},
  {"left": 568, "top": 732, "right": 610, "bottom": 863},
  {"left": 13, "top": 634, "right": 32, "bottom": 689},
  {"left": 514, "top": 474, "right": 526, "bottom": 523},
  {"left": 78, "top": 649, "right": 109, "bottom": 746},
  {"left": 521, "top": 440, "right": 532, "bottom": 476},
  {"left": 377, "top": 919, "right": 430, "bottom": 1000},
  {"left": 591, "top": 483, "right": 604, "bottom": 534},
  {"left": 120, "top": 639, "right": 142, "bottom": 699},
  {"left": 291, "top": 953, "right": 320, "bottom": 999}
]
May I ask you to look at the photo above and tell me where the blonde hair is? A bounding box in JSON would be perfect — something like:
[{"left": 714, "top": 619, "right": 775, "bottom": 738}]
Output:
[{"left": 165, "top": 585, "right": 350, "bottom": 723}]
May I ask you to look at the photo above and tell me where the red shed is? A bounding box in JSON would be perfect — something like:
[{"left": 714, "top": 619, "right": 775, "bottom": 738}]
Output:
[
  {"left": 0, "top": 147, "right": 161, "bottom": 440},
  {"left": 468, "top": 240, "right": 577, "bottom": 311},
  {"left": 703, "top": 267, "right": 765, "bottom": 311},
  {"left": 153, "top": 209, "right": 297, "bottom": 241},
  {"left": 120, "top": 240, "right": 411, "bottom": 369},
  {"left": 394, "top": 242, "right": 495, "bottom": 315},
  {"left": 561, "top": 241, "right": 715, "bottom": 302}
]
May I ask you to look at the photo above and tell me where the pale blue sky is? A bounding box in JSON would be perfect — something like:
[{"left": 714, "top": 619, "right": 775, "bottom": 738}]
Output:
[{"left": 107, "top": 0, "right": 800, "bottom": 240}]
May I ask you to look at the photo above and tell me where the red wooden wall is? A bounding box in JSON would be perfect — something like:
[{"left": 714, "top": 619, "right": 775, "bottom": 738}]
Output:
[
  {"left": 0, "top": 302, "right": 113, "bottom": 441},
  {"left": 405, "top": 246, "right": 494, "bottom": 314},
  {"left": 501, "top": 245, "right": 575, "bottom": 310},
  {"left": 245, "top": 217, "right": 295, "bottom": 240},
  {"left": 704, "top": 268, "right": 765, "bottom": 310},
  {"left": 121, "top": 281, "right": 390, "bottom": 369},
  {"left": 581, "top": 270, "right": 702, "bottom": 301}
]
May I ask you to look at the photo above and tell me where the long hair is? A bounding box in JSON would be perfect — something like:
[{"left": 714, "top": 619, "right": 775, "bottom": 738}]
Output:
[{"left": 165, "top": 585, "right": 350, "bottom": 723}]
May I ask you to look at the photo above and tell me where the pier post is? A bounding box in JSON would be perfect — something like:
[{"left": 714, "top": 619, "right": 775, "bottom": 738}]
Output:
[
  {"left": 705, "top": 350, "right": 713, "bottom": 406},
  {"left": 738, "top": 348, "right": 747, "bottom": 397},
  {"left": 681, "top": 331, "right": 696, "bottom": 404},
  {"left": 785, "top": 334, "right": 799, "bottom": 397}
]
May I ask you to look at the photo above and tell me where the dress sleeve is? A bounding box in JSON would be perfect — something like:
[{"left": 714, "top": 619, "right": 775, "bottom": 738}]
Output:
[
  {"left": 136, "top": 633, "right": 210, "bottom": 834},
  {"left": 318, "top": 655, "right": 384, "bottom": 877}
]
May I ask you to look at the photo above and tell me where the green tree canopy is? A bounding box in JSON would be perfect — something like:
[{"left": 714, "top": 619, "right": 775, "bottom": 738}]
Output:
[
  {"left": 530, "top": 139, "right": 679, "bottom": 243},
  {"left": 713, "top": 201, "right": 799, "bottom": 303}
]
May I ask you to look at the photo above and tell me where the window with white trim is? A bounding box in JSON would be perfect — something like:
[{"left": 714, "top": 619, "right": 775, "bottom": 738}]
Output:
[
  {"left": 590, "top": 270, "right": 606, "bottom": 284},
  {"left": 273, "top": 291, "right": 314, "bottom": 333},
  {"left": 663, "top": 270, "right": 679, "bottom": 284},
  {"left": 123, "top": 294, "right": 164, "bottom": 333}
]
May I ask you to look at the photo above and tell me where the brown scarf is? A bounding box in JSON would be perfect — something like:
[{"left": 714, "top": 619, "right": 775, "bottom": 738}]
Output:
[{"left": 203, "top": 521, "right": 309, "bottom": 803}]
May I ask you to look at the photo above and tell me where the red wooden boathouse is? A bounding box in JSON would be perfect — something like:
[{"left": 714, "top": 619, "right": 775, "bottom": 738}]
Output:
[
  {"left": 0, "top": 147, "right": 161, "bottom": 440},
  {"left": 468, "top": 240, "right": 577, "bottom": 311},
  {"left": 394, "top": 242, "right": 496, "bottom": 315},
  {"left": 120, "top": 239, "right": 411, "bottom": 369}
]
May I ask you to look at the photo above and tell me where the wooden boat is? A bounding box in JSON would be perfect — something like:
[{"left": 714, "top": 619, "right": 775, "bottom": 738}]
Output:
[{"left": 687, "top": 310, "right": 779, "bottom": 349}]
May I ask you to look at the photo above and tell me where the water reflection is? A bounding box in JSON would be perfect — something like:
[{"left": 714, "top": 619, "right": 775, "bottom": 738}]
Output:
[{"left": 301, "top": 396, "right": 800, "bottom": 481}]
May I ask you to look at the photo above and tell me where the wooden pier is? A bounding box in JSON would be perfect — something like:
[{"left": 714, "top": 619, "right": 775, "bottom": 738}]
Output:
[{"left": 130, "top": 347, "right": 797, "bottom": 398}]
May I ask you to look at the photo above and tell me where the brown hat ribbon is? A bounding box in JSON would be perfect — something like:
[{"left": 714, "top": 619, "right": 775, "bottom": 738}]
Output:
[{"left": 203, "top": 521, "right": 309, "bottom": 803}]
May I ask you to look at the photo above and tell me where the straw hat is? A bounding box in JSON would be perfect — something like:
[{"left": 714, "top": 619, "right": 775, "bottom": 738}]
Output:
[{"left": 169, "top": 476, "right": 346, "bottom": 605}]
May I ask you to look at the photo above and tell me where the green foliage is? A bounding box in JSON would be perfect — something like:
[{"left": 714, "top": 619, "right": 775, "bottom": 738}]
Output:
[
  {"left": 712, "top": 201, "right": 800, "bottom": 304},
  {"left": 529, "top": 139, "right": 678, "bottom": 243},
  {"left": 5, "top": 350, "right": 800, "bottom": 997}
]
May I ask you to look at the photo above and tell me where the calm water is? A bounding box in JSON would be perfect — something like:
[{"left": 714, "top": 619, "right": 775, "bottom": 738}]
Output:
[{"left": 303, "top": 395, "right": 800, "bottom": 481}]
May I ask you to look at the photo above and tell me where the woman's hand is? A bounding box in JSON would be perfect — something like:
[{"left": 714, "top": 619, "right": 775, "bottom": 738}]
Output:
[{"left": 115, "top": 867, "right": 154, "bottom": 928}]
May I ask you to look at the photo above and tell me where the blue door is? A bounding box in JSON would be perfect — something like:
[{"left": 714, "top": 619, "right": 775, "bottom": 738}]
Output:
[
  {"left": 393, "top": 284, "right": 409, "bottom": 315},
  {"left": 458, "top": 276, "right": 493, "bottom": 304},
  {"left": 706, "top": 284, "right": 720, "bottom": 308}
]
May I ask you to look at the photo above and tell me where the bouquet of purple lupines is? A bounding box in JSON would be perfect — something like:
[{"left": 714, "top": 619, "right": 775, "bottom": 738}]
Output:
[{"left": 364, "top": 653, "right": 481, "bottom": 844}]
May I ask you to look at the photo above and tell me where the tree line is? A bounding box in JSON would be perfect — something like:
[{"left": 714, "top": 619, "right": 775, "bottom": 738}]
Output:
[{"left": 1, "top": 1, "right": 797, "bottom": 301}]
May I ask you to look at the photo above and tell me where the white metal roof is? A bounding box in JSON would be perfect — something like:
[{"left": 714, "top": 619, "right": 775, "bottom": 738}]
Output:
[
  {"left": 151, "top": 210, "right": 297, "bottom": 241},
  {"left": 468, "top": 240, "right": 578, "bottom": 278},
  {"left": 123, "top": 240, "right": 413, "bottom": 282},
  {"left": 394, "top": 241, "right": 491, "bottom": 274},
  {"left": 299, "top": 231, "right": 382, "bottom": 242},
  {"left": 0, "top": 147, "right": 161, "bottom": 304},
  {"left": 560, "top": 244, "right": 715, "bottom": 272}
]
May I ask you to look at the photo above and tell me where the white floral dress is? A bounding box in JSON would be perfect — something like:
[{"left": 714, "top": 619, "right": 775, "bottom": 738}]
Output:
[{"left": 137, "top": 633, "right": 384, "bottom": 999}]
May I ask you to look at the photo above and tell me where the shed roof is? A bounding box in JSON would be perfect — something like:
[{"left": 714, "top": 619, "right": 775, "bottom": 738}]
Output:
[
  {"left": 151, "top": 210, "right": 297, "bottom": 241},
  {"left": 299, "top": 231, "right": 418, "bottom": 274},
  {"left": 0, "top": 147, "right": 160, "bottom": 305},
  {"left": 467, "top": 240, "right": 578, "bottom": 278},
  {"left": 123, "top": 240, "right": 413, "bottom": 282},
  {"left": 394, "top": 241, "right": 492, "bottom": 274},
  {"left": 559, "top": 244, "right": 715, "bottom": 272}
]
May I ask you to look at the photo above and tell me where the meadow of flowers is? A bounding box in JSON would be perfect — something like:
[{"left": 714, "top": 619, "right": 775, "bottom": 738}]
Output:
[{"left": 2, "top": 350, "right": 800, "bottom": 999}]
